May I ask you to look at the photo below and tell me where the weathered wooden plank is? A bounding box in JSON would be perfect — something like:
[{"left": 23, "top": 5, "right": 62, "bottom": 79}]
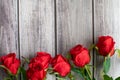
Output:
[
  {"left": 0, "top": 0, "right": 18, "bottom": 79},
  {"left": 19, "top": 0, "right": 55, "bottom": 80},
  {"left": 56, "top": 0, "right": 93, "bottom": 79},
  {"left": 94, "top": 0, "right": 120, "bottom": 79}
]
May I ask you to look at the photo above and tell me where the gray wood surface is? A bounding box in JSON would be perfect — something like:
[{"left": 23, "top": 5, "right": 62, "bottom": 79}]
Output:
[
  {"left": 56, "top": 0, "right": 93, "bottom": 79},
  {"left": 94, "top": 0, "right": 120, "bottom": 79},
  {"left": 0, "top": 0, "right": 18, "bottom": 79},
  {"left": 19, "top": 0, "right": 55, "bottom": 80},
  {"left": 0, "top": 0, "right": 120, "bottom": 80}
]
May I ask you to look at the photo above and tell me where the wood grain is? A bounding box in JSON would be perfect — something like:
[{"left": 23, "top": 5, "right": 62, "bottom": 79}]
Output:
[
  {"left": 1, "top": 0, "right": 120, "bottom": 80},
  {"left": 19, "top": 0, "right": 55, "bottom": 80},
  {"left": 0, "top": 0, "right": 18, "bottom": 79},
  {"left": 94, "top": 0, "right": 120, "bottom": 79},
  {"left": 56, "top": 0, "right": 93, "bottom": 79}
]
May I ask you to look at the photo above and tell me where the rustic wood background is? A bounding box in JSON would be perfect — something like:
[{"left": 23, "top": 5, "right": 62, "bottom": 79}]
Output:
[{"left": 0, "top": 0, "right": 120, "bottom": 80}]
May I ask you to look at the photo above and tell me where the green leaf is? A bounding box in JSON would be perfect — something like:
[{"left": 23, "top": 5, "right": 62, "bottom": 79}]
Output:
[
  {"left": 47, "top": 68, "right": 53, "bottom": 74},
  {"left": 71, "top": 67, "right": 83, "bottom": 78},
  {"left": 20, "top": 67, "right": 27, "bottom": 80},
  {"left": 103, "top": 57, "right": 111, "bottom": 74},
  {"left": 103, "top": 75, "right": 113, "bottom": 80},
  {"left": 115, "top": 77, "right": 120, "bottom": 80}
]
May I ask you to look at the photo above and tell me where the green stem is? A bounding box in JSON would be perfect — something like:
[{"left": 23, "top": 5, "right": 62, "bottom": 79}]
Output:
[
  {"left": 15, "top": 75, "right": 18, "bottom": 80},
  {"left": 10, "top": 76, "right": 14, "bottom": 80},
  {"left": 68, "top": 72, "right": 75, "bottom": 80},
  {"left": 21, "top": 56, "right": 30, "bottom": 63},
  {"left": 85, "top": 66, "right": 92, "bottom": 80},
  {"left": 88, "top": 44, "right": 96, "bottom": 51},
  {"left": 0, "top": 65, "right": 13, "bottom": 75}
]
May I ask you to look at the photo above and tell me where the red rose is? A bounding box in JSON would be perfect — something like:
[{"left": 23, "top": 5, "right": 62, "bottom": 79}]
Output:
[
  {"left": 27, "top": 52, "right": 51, "bottom": 80},
  {"left": 70, "top": 44, "right": 90, "bottom": 67},
  {"left": 0, "top": 53, "right": 20, "bottom": 75},
  {"left": 51, "top": 54, "right": 71, "bottom": 77},
  {"left": 27, "top": 62, "right": 46, "bottom": 80},
  {"left": 29, "top": 52, "right": 51, "bottom": 69},
  {"left": 96, "top": 36, "right": 115, "bottom": 56},
  {"left": 36, "top": 52, "right": 51, "bottom": 69}
]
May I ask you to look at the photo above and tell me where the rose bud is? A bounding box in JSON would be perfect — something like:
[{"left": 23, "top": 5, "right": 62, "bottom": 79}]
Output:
[
  {"left": 51, "top": 54, "right": 71, "bottom": 77},
  {"left": 70, "top": 44, "right": 90, "bottom": 67},
  {"left": 27, "top": 52, "right": 51, "bottom": 80},
  {"left": 0, "top": 53, "right": 20, "bottom": 75},
  {"left": 27, "top": 61, "right": 46, "bottom": 80},
  {"left": 96, "top": 36, "right": 115, "bottom": 56},
  {"left": 30, "top": 52, "right": 51, "bottom": 69}
]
